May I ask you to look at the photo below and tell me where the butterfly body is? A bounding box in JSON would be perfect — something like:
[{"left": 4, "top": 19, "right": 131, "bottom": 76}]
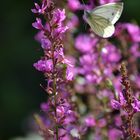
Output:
[{"left": 84, "top": 2, "right": 124, "bottom": 38}]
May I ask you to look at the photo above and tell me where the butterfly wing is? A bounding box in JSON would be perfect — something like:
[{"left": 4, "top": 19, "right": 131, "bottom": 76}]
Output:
[
  {"left": 91, "top": 2, "right": 123, "bottom": 24},
  {"left": 84, "top": 13, "right": 115, "bottom": 38}
]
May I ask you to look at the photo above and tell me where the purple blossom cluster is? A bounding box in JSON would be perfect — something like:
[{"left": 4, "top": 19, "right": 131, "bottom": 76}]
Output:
[
  {"left": 32, "top": 0, "right": 140, "bottom": 140},
  {"left": 32, "top": 0, "right": 80, "bottom": 139}
]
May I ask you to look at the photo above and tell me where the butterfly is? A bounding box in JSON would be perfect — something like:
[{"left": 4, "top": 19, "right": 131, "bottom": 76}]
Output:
[{"left": 83, "top": 2, "right": 124, "bottom": 38}]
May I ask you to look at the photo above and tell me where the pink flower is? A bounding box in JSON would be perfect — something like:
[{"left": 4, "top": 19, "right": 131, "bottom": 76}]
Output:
[
  {"left": 41, "top": 102, "right": 50, "bottom": 112},
  {"left": 124, "top": 23, "right": 140, "bottom": 42},
  {"left": 99, "top": 0, "right": 120, "bottom": 4},
  {"left": 119, "top": 92, "right": 127, "bottom": 106},
  {"left": 41, "top": 38, "right": 52, "bottom": 49},
  {"left": 75, "top": 34, "right": 98, "bottom": 53},
  {"left": 33, "top": 59, "right": 53, "bottom": 72},
  {"left": 52, "top": 9, "right": 66, "bottom": 24},
  {"left": 114, "top": 115, "right": 122, "bottom": 126},
  {"left": 31, "top": 0, "right": 52, "bottom": 14},
  {"left": 111, "top": 99, "right": 121, "bottom": 110},
  {"left": 97, "top": 119, "right": 107, "bottom": 127},
  {"left": 101, "top": 44, "right": 121, "bottom": 63},
  {"left": 116, "top": 23, "right": 140, "bottom": 42},
  {"left": 57, "top": 106, "right": 65, "bottom": 117},
  {"left": 130, "top": 43, "right": 140, "bottom": 58},
  {"left": 67, "top": 15, "right": 79, "bottom": 30},
  {"left": 108, "top": 128, "right": 122, "bottom": 140},
  {"left": 84, "top": 115, "right": 96, "bottom": 127},
  {"left": 34, "top": 31, "right": 44, "bottom": 42},
  {"left": 32, "top": 18, "right": 44, "bottom": 30},
  {"left": 67, "top": 0, "right": 81, "bottom": 11}
]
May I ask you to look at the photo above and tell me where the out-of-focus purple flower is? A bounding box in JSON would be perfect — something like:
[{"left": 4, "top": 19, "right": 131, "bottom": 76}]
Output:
[
  {"left": 41, "top": 38, "right": 52, "bottom": 49},
  {"left": 84, "top": 115, "right": 96, "bottom": 127},
  {"left": 67, "top": 14, "right": 79, "bottom": 30},
  {"left": 67, "top": 0, "right": 81, "bottom": 11},
  {"left": 78, "top": 53, "right": 103, "bottom": 84},
  {"left": 101, "top": 44, "right": 121, "bottom": 63},
  {"left": 113, "top": 76, "right": 121, "bottom": 94},
  {"left": 33, "top": 59, "right": 53, "bottom": 72},
  {"left": 116, "top": 23, "right": 140, "bottom": 42},
  {"left": 41, "top": 102, "right": 50, "bottom": 112},
  {"left": 34, "top": 31, "right": 44, "bottom": 42},
  {"left": 85, "top": 73, "right": 102, "bottom": 84},
  {"left": 131, "top": 98, "right": 140, "bottom": 112},
  {"left": 75, "top": 34, "right": 98, "bottom": 53},
  {"left": 130, "top": 75, "right": 140, "bottom": 89},
  {"left": 63, "top": 111, "right": 77, "bottom": 125},
  {"left": 65, "top": 56, "right": 76, "bottom": 66},
  {"left": 124, "top": 23, "right": 140, "bottom": 42},
  {"left": 32, "top": 18, "right": 44, "bottom": 30},
  {"left": 108, "top": 128, "right": 122, "bottom": 140},
  {"left": 114, "top": 115, "right": 122, "bottom": 126},
  {"left": 79, "top": 54, "right": 95, "bottom": 72},
  {"left": 130, "top": 43, "right": 140, "bottom": 58},
  {"left": 98, "top": 89, "right": 114, "bottom": 100},
  {"left": 63, "top": 58, "right": 74, "bottom": 68},
  {"left": 99, "top": 0, "right": 120, "bottom": 5},
  {"left": 97, "top": 119, "right": 107, "bottom": 127},
  {"left": 80, "top": 53, "right": 96, "bottom": 68},
  {"left": 111, "top": 99, "right": 121, "bottom": 110}
]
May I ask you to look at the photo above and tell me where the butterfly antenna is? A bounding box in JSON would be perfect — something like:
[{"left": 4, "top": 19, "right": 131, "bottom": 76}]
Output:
[{"left": 81, "top": 0, "right": 87, "bottom": 31}]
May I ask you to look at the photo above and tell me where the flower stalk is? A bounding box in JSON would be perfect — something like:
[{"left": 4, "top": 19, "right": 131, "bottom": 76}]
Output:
[{"left": 120, "top": 63, "right": 140, "bottom": 140}]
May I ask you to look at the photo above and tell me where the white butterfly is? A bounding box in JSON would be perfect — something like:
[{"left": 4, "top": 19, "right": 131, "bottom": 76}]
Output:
[{"left": 84, "top": 2, "right": 124, "bottom": 38}]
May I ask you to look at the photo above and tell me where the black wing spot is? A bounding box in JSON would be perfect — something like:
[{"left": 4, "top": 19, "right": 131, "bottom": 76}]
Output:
[{"left": 112, "top": 12, "right": 115, "bottom": 16}]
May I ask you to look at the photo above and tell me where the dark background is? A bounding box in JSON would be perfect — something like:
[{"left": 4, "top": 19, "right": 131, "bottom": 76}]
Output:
[{"left": 0, "top": 0, "right": 139, "bottom": 139}]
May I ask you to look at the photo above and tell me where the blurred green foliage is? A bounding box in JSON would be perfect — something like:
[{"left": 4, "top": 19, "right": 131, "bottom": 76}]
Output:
[{"left": 0, "top": 0, "right": 139, "bottom": 139}]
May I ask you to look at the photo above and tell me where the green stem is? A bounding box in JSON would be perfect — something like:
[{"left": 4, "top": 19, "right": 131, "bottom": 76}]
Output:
[
  {"left": 52, "top": 44, "right": 59, "bottom": 140},
  {"left": 53, "top": 78, "right": 59, "bottom": 140}
]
